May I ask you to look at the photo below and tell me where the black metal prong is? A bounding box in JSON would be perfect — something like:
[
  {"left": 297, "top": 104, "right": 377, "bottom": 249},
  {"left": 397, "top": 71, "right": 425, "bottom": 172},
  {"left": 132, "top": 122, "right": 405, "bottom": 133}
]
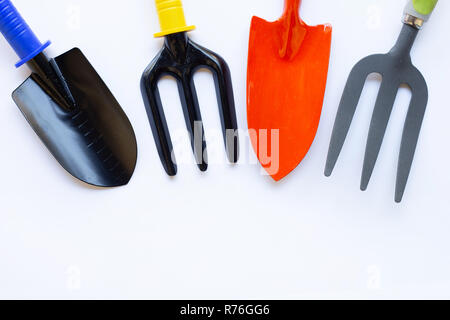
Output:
[
  {"left": 141, "top": 50, "right": 177, "bottom": 176},
  {"left": 177, "top": 72, "right": 208, "bottom": 172},
  {"left": 192, "top": 44, "right": 239, "bottom": 164}
]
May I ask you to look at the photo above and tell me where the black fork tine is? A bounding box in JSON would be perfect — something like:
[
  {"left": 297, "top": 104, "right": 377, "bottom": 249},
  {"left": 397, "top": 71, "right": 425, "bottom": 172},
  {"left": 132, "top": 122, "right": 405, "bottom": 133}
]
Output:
[
  {"left": 325, "top": 55, "right": 382, "bottom": 177},
  {"left": 177, "top": 71, "right": 208, "bottom": 171},
  {"left": 396, "top": 71, "right": 428, "bottom": 202},
  {"left": 361, "top": 79, "right": 399, "bottom": 191},
  {"left": 141, "top": 51, "right": 178, "bottom": 176},
  {"left": 198, "top": 47, "right": 239, "bottom": 163}
]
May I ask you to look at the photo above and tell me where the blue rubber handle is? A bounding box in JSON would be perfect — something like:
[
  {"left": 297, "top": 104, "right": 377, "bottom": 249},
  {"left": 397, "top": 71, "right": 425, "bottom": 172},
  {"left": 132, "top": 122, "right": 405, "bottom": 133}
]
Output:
[{"left": 0, "top": 0, "right": 50, "bottom": 67}]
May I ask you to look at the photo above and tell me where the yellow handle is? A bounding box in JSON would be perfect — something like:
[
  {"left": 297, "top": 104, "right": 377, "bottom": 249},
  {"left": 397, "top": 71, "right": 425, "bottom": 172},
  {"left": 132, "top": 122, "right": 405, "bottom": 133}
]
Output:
[{"left": 154, "top": 0, "right": 195, "bottom": 37}]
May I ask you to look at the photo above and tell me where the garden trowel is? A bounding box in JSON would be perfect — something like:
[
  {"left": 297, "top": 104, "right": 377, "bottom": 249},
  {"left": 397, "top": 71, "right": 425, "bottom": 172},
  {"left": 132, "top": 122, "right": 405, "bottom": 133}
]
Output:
[
  {"left": 247, "top": 0, "right": 332, "bottom": 181},
  {"left": 0, "top": 0, "right": 137, "bottom": 187}
]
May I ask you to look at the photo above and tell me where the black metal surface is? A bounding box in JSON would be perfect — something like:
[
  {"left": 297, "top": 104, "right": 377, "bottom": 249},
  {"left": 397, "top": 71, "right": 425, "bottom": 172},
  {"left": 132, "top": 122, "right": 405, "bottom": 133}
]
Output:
[
  {"left": 141, "top": 32, "right": 239, "bottom": 176},
  {"left": 13, "top": 49, "right": 137, "bottom": 187},
  {"left": 325, "top": 24, "right": 428, "bottom": 202}
]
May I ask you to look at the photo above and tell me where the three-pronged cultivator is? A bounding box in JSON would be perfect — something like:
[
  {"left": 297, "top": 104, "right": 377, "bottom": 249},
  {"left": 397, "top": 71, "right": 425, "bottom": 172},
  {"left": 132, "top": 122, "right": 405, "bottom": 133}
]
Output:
[
  {"left": 141, "top": 0, "right": 239, "bottom": 176},
  {"left": 325, "top": 0, "right": 438, "bottom": 202}
]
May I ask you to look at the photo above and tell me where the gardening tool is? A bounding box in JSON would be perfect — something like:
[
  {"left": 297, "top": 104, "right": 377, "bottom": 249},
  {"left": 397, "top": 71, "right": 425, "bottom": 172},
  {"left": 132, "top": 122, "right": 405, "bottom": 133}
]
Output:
[
  {"left": 325, "top": 0, "right": 438, "bottom": 202},
  {"left": 247, "top": 0, "right": 332, "bottom": 181},
  {"left": 141, "top": 0, "right": 239, "bottom": 176},
  {"left": 0, "top": 0, "right": 137, "bottom": 187}
]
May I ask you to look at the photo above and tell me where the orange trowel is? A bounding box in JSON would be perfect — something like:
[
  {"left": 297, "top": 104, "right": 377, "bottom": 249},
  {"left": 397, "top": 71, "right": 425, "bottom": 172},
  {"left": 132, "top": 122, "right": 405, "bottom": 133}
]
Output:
[{"left": 247, "top": 0, "right": 332, "bottom": 181}]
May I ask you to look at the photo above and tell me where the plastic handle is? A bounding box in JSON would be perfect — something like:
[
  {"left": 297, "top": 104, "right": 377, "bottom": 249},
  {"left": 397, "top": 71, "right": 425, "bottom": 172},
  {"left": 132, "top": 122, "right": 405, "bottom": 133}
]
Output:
[
  {"left": 154, "top": 0, "right": 195, "bottom": 38},
  {"left": 404, "top": 0, "right": 438, "bottom": 22},
  {"left": 0, "top": 0, "right": 50, "bottom": 67}
]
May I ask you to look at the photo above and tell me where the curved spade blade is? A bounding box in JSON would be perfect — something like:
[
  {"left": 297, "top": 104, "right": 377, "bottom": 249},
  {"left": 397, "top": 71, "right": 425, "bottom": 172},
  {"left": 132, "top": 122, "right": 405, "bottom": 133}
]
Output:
[
  {"left": 13, "top": 48, "right": 137, "bottom": 187},
  {"left": 247, "top": 1, "right": 332, "bottom": 181}
]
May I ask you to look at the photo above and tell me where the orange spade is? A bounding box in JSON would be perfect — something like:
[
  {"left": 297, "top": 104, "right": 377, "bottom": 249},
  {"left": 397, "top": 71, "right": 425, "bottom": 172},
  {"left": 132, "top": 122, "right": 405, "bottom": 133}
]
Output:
[{"left": 247, "top": 0, "right": 332, "bottom": 181}]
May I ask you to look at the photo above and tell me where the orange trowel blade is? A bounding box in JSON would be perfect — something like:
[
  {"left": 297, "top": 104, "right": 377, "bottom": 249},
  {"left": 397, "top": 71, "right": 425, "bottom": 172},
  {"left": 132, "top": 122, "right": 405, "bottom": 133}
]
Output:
[{"left": 247, "top": 0, "right": 332, "bottom": 181}]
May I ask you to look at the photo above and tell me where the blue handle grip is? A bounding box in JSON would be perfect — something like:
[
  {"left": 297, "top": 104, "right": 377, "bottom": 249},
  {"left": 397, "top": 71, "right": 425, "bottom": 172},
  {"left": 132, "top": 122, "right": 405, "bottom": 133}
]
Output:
[{"left": 0, "top": 0, "right": 50, "bottom": 67}]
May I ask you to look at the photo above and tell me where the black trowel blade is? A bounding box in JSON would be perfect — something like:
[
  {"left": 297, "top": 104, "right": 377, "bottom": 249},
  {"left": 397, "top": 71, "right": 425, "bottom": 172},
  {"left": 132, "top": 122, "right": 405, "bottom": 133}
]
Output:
[{"left": 12, "top": 48, "right": 137, "bottom": 187}]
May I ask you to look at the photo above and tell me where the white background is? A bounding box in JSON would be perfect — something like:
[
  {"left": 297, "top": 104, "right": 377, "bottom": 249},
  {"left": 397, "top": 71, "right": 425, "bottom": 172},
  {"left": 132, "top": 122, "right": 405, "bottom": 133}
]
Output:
[{"left": 0, "top": 0, "right": 449, "bottom": 299}]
